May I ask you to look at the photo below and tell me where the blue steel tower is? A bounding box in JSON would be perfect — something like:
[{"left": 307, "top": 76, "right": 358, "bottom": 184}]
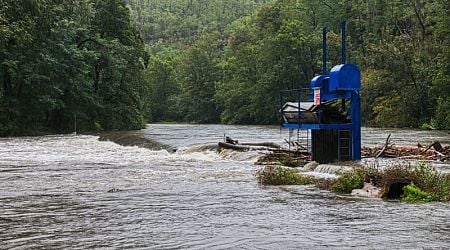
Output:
[{"left": 280, "top": 21, "right": 361, "bottom": 163}]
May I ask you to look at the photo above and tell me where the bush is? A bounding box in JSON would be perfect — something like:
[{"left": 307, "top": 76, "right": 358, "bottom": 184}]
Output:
[
  {"left": 353, "top": 164, "right": 449, "bottom": 202},
  {"left": 331, "top": 170, "right": 365, "bottom": 194},
  {"left": 256, "top": 163, "right": 450, "bottom": 202},
  {"left": 402, "top": 183, "right": 434, "bottom": 203},
  {"left": 257, "top": 166, "right": 313, "bottom": 185},
  {"left": 431, "top": 98, "right": 450, "bottom": 130},
  {"left": 412, "top": 164, "right": 450, "bottom": 201}
]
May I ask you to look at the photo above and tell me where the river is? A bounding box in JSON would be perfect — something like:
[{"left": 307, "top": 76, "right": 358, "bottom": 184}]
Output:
[{"left": 0, "top": 124, "right": 449, "bottom": 249}]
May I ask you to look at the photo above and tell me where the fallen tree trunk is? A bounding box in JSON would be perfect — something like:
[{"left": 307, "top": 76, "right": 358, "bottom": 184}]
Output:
[
  {"left": 218, "top": 142, "right": 269, "bottom": 151},
  {"left": 240, "top": 142, "right": 281, "bottom": 149},
  {"left": 219, "top": 141, "right": 308, "bottom": 154}
]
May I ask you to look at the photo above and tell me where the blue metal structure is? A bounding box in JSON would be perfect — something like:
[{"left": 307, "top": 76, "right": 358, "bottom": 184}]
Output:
[{"left": 280, "top": 21, "right": 361, "bottom": 163}]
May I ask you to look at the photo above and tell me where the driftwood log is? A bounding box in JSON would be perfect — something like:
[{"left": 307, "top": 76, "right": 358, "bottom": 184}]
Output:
[
  {"left": 220, "top": 136, "right": 282, "bottom": 152},
  {"left": 218, "top": 142, "right": 300, "bottom": 154},
  {"left": 240, "top": 142, "right": 281, "bottom": 148},
  {"left": 218, "top": 142, "right": 269, "bottom": 151}
]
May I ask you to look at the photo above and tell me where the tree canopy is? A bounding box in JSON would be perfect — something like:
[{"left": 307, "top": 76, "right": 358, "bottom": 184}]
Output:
[
  {"left": 1, "top": 0, "right": 448, "bottom": 135},
  {"left": 0, "top": 0, "right": 149, "bottom": 135},
  {"left": 132, "top": 0, "right": 449, "bottom": 129}
]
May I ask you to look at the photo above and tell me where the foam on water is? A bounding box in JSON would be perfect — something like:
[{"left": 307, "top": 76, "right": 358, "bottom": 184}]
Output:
[
  {"left": 313, "top": 164, "right": 353, "bottom": 174},
  {"left": 302, "top": 171, "right": 339, "bottom": 179}
]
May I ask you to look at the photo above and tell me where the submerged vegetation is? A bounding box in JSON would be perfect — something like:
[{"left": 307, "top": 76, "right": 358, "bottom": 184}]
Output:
[
  {"left": 257, "top": 163, "right": 450, "bottom": 202},
  {"left": 257, "top": 166, "right": 313, "bottom": 185},
  {"left": 372, "top": 164, "right": 450, "bottom": 201},
  {"left": 330, "top": 170, "right": 365, "bottom": 194}
]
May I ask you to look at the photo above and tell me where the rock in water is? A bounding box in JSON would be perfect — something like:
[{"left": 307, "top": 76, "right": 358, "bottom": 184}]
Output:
[
  {"left": 351, "top": 182, "right": 381, "bottom": 198},
  {"left": 303, "top": 161, "right": 319, "bottom": 171}
]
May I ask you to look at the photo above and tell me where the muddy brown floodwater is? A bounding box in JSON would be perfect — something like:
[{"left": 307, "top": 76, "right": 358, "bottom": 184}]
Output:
[{"left": 0, "top": 124, "right": 449, "bottom": 249}]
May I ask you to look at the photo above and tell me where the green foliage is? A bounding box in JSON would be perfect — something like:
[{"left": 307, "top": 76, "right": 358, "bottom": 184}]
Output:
[
  {"left": 134, "top": 0, "right": 449, "bottom": 128},
  {"left": 361, "top": 163, "right": 449, "bottom": 202},
  {"left": 127, "top": 0, "right": 274, "bottom": 45},
  {"left": 257, "top": 166, "right": 313, "bottom": 185},
  {"left": 331, "top": 170, "right": 365, "bottom": 194},
  {"left": 0, "top": 0, "right": 149, "bottom": 135},
  {"left": 216, "top": 10, "right": 321, "bottom": 124},
  {"left": 2, "top": 0, "right": 449, "bottom": 133},
  {"left": 175, "top": 32, "right": 223, "bottom": 123},
  {"left": 145, "top": 51, "right": 180, "bottom": 122},
  {"left": 402, "top": 183, "right": 434, "bottom": 203},
  {"left": 126, "top": 0, "right": 274, "bottom": 123},
  {"left": 432, "top": 98, "right": 450, "bottom": 130},
  {"left": 412, "top": 164, "right": 450, "bottom": 202}
]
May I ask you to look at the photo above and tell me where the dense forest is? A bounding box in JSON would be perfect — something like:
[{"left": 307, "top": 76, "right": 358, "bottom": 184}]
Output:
[
  {"left": 129, "top": 0, "right": 449, "bottom": 129},
  {"left": 0, "top": 0, "right": 448, "bottom": 136},
  {"left": 0, "top": 0, "right": 150, "bottom": 135}
]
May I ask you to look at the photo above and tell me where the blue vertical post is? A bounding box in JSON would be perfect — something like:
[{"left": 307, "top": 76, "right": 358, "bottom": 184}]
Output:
[
  {"left": 341, "top": 21, "right": 346, "bottom": 64},
  {"left": 322, "top": 27, "right": 327, "bottom": 74},
  {"left": 351, "top": 90, "right": 361, "bottom": 160},
  {"left": 280, "top": 92, "right": 284, "bottom": 124},
  {"left": 337, "top": 129, "right": 341, "bottom": 161},
  {"left": 297, "top": 88, "right": 301, "bottom": 124}
]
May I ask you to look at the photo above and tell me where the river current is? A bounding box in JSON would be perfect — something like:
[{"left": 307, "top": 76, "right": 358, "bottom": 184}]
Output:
[{"left": 0, "top": 124, "right": 449, "bottom": 249}]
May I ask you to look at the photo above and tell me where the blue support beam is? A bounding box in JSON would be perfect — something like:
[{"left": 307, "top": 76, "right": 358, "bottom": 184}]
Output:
[
  {"left": 351, "top": 90, "right": 361, "bottom": 160},
  {"left": 323, "top": 27, "right": 327, "bottom": 74},
  {"left": 341, "top": 21, "right": 346, "bottom": 64},
  {"left": 282, "top": 123, "right": 353, "bottom": 130},
  {"left": 279, "top": 22, "right": 361, "bottom": 163}
]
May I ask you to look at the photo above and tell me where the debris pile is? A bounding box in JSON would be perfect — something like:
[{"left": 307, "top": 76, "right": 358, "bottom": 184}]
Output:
[{"left": 362, "top": 134, "right": 449, "bottom": 161}]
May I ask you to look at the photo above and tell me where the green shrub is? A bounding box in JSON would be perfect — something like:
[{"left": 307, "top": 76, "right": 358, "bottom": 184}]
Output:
[
  {"left": 402, "top": 183, "right": 434, "bottom": 203},
  {"left": 256, "top": 162, "right": 450, "bottom": 202},
  {"left": 257, "top": 166, "right": 313, "bottom": 185},
  {"left": 368, "top": 163, "right": 449, "bottom": 202},
  {"left": 412, "top": 164, "right": 450, "bottom": 201},
  {"left": 331, "top": 170, "right": 365, "bottom": 194},
  {"left": 431, "top": 98, "right": 450, "bottom": 130}
]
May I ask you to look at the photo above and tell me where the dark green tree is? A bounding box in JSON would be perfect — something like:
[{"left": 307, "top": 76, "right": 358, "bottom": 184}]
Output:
[
  {"left": 0, "top": 0, "right": 150, "bottom": 135},
  {"left": 176, "top": 32, "right": 223, "bottom": 123}
]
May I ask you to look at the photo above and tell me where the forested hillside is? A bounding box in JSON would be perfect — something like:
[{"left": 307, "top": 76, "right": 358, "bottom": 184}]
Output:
[
  {"left": 126, "top": 0, "right": 274, "bottom": 45},
  {"left": 127, "top": 0, "right": 276, "bottom": 123},
  {"left": 218, "top": 0, "right": 450, "bottom": 128},
  {"left": 0, "top": 0, "right": 448, "bottom": 136},
  {"left": 132, "top": 0, "right": 449, "bottom": 129}
]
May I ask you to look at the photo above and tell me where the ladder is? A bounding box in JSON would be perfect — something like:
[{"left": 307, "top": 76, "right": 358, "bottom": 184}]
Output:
[{"left": 338, "top": 130, "right": 351, "bottom": 161}]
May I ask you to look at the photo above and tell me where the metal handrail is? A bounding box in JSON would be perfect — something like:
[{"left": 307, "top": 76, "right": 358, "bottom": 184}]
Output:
[{"left": 280, "top": 88, "right": 310, "bottom": 125}]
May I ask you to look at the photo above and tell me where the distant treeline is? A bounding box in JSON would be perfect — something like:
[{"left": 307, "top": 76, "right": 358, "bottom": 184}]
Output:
[{"left": 0, "top": 0, "right": 448, "bottom": 136}]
